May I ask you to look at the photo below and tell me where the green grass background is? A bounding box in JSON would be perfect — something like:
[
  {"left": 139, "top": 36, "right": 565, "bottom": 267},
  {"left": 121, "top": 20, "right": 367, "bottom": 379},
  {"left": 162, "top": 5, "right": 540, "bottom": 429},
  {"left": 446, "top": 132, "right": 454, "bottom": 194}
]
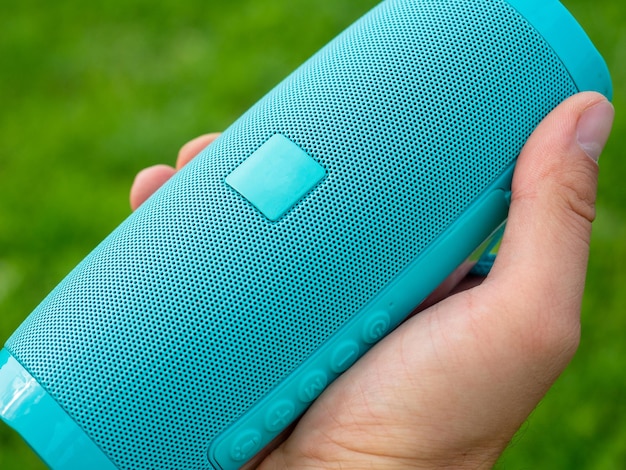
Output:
[{"left": 0, "top": 1, "right": 624, "bottom": 468}]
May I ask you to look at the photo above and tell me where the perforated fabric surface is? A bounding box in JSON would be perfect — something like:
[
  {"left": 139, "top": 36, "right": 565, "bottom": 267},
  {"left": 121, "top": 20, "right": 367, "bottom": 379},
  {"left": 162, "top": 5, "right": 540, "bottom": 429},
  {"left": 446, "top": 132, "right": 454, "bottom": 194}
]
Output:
[{"left": 7, "top": 0, "right": 578, "bottom": 468}]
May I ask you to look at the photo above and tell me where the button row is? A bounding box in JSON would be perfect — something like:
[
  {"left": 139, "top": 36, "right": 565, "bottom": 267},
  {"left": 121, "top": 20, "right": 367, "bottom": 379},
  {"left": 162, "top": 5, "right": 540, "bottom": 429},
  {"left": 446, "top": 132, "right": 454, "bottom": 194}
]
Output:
[
  {"left": 211, "top": 172, "right": 515, "bottom": 470},
  {"left": 210, "top": 309, "right": 392, "bottom": 468}
]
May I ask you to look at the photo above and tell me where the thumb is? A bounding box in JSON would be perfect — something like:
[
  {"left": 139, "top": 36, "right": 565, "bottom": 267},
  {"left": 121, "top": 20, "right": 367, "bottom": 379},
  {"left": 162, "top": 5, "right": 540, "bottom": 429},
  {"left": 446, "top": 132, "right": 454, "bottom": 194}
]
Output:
[{"left": 486, "top": 91, "right": 614, "bottom": 367}]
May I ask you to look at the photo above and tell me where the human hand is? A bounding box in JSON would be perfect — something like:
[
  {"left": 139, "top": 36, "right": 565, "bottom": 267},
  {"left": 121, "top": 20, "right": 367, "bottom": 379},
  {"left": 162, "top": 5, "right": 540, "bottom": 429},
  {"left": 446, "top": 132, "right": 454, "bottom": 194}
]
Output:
[
  {"left": 130, "top": 92, "right": 614, "bottom": 468},
  {"left": 130, "top": 132, "right": 222, "bottom": 210}
]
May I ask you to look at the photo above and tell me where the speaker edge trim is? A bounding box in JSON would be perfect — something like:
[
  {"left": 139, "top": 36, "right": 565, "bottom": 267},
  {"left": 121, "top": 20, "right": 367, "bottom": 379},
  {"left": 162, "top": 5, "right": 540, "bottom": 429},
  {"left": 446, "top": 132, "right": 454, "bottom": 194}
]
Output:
[
  {"left": 506, "top": 0, "right": 612, "bottom": 98},
  {"left": 0, "top": 349, "right": 117, "bottom": 470}
]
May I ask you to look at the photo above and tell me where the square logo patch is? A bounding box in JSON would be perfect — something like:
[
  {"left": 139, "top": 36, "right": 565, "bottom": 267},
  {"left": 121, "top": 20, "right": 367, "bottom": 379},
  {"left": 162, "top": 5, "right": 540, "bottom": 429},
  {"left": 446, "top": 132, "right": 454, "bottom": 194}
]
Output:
[{"left": 225, "top": 134, "right": 326, "bottom": 221}]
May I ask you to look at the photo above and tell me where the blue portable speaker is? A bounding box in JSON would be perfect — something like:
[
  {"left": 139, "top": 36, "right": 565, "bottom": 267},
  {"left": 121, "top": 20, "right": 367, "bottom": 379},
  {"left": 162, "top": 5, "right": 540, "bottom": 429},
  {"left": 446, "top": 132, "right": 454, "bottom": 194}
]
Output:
[{"left": 0, "top": 0, "right": 612, "bottom": 468}]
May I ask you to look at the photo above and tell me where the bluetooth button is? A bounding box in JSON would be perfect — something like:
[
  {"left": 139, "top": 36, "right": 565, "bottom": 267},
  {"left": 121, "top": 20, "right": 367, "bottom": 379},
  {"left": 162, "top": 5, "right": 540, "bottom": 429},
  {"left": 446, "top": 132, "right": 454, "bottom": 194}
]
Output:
[{"left": 229, "top": 429, "right": 262, "bottom": 462}]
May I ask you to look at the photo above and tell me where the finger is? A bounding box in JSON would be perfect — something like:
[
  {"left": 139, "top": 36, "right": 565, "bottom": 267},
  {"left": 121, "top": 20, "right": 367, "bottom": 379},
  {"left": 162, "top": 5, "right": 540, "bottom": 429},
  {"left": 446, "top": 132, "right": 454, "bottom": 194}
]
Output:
[
  {"left": 129, "top": 164, "right": 176, "bottom": 211},
  {"left": 484, "top": 92, "right": 614, "bottom": 363},
  {"left": 176, "top": 133, "right": 221, "bottom": 170}
]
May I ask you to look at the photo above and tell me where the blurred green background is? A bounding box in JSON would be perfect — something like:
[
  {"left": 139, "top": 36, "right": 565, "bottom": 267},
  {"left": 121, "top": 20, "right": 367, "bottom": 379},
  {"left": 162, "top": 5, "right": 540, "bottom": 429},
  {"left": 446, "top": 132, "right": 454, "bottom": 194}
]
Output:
[{"left": 0, "top": 0, "right": 624, "bottom": 468}]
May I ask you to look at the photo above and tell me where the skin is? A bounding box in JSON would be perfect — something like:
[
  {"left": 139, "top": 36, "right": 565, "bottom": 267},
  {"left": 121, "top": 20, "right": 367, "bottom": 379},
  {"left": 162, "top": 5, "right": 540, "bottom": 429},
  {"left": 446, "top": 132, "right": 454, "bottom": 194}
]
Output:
[{"left": 130, "top": 92, "right": 614, "bottom": 469}]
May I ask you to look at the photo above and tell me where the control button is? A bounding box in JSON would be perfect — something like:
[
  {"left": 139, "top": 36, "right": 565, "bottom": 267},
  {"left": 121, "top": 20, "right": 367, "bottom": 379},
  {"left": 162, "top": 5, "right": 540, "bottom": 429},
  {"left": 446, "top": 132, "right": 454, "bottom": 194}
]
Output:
[
  {"left": 229, "top": 429, "right": 262, "bottom": 462},
  {"left": 297, "top": 370, "right": 328, "bottom": 403},
  {"left": 504, "top": 190, "right": 512, "bottom": 206},
  {"left": 330, "top": 341, "right": 359, "bottom": 373},
  {"left": 264, "top": 400, "right": 296, "bottom": 432},
  {"left": 362, "top": 310, "right": 391, "bottom": 344}
]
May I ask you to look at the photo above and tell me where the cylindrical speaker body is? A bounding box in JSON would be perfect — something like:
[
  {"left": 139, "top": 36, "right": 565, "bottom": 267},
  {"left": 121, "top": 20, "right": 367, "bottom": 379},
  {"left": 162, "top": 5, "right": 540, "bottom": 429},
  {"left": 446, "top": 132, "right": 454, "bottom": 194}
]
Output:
[{"left": 0, "top": 0, "right": 612, "bottom": 469}]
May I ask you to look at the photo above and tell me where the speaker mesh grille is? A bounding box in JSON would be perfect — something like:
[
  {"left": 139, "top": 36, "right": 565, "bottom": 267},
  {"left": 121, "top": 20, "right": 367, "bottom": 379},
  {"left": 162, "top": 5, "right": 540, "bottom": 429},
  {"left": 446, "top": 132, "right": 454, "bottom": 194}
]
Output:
[{"left": 7, "top": 0, "right": 577, "bottom": 468}]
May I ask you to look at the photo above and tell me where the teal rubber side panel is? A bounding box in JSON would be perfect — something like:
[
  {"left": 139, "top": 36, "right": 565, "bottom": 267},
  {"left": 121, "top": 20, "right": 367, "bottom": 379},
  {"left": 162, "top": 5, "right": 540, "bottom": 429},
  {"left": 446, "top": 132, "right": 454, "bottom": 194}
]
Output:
[
  {"left": 0, "top": 349, "right": 117, "bottom": 470},
  {"left": 506, "top": 0, "right": 613, "bottom": 98},
  {"left": 209, "top": 164, "right": 514, "bottom": 470}
]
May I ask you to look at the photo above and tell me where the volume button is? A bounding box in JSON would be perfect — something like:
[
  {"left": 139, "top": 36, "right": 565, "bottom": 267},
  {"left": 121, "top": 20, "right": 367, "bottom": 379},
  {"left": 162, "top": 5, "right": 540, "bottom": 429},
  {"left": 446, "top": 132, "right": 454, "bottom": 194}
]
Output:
[
  {"left": 264, "top": 400, "right": 296, "bottom": 432},
  {"left": 330, "top": 341, "right": 360, "bottom": 373}
]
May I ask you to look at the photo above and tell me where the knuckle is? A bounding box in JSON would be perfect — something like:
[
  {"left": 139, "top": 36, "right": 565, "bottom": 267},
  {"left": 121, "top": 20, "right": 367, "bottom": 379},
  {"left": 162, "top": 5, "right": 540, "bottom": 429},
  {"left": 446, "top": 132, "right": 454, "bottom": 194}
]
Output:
[
  {"left": 486, "top": 281, "right": 582, "bottom": 370},
  {"left": 517, "top": 293, "right": 582, "bottom": 368},
  {"left": 529, "top": 313, "right": 581, "bottom": 362},
  {"left": 553, "top": 165, "right": 598, "bottom": 225}
]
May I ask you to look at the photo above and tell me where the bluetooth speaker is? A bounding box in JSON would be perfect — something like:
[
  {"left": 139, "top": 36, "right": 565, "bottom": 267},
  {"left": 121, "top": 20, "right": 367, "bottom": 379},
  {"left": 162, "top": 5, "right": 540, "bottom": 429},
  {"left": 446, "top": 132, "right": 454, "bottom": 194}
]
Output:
[{"left": 0, "top": 0, "right": 612, "bottom": 469}]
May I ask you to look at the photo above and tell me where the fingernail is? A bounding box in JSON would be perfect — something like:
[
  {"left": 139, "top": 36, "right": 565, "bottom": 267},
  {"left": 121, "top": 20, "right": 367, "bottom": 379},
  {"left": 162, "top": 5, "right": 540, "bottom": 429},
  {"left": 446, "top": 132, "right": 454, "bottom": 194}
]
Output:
[{"left": 577, "top": 100, "right": 614, "bottom": 162}]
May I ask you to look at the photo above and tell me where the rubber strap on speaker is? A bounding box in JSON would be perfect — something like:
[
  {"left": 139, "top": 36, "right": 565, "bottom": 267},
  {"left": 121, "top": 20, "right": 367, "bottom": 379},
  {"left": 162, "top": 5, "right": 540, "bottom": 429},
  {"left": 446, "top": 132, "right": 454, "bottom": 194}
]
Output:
[{"left": 0, "top": 349, "right": 117, "bottom": 470}]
